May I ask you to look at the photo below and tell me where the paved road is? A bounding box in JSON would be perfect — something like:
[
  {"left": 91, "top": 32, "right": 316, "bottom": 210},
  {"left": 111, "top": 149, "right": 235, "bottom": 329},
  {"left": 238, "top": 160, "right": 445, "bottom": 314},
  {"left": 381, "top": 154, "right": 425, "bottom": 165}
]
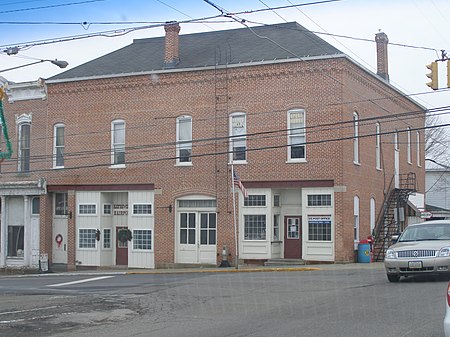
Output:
[{"left": 0, "top": 264, "right": 447, "bottom": 337}]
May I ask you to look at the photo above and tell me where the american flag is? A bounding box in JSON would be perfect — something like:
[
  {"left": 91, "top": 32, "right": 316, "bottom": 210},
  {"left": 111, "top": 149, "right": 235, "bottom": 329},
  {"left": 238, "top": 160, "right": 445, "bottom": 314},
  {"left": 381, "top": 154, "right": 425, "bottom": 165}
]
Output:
[{"left": 233, "top": 168, "right": 248, "bottom": 198}]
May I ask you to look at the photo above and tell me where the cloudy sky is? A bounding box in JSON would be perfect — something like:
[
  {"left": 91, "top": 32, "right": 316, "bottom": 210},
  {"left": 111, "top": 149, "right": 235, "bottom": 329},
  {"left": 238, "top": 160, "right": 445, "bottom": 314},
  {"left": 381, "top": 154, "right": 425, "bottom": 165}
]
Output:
[{"left": 1, "top": 0, "right": 449, "bottom": 113}]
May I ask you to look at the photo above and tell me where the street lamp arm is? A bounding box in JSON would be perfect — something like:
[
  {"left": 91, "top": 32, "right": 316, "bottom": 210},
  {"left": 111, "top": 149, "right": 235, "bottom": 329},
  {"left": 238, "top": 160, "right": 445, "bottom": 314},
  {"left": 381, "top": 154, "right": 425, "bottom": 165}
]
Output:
[{"left": 0, "top": 59, "right": 68, "bottom": 73}]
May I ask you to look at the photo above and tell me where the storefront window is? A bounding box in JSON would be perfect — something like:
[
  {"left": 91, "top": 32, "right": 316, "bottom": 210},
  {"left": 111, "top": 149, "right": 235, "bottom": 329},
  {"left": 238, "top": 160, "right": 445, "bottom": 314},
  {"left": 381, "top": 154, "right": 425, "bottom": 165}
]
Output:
[{"left": 8, "top": 225, "right": 24, "bottom": 257}]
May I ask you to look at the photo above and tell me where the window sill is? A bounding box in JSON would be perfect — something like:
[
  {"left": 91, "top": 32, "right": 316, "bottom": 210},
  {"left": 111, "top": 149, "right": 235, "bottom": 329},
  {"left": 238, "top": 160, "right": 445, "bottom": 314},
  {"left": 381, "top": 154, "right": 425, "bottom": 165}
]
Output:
[
  {"left": 376, "top": 167, "right": 382, "bottom": 171},
  {"left": 353, "top": 161, "right": 361, "bottom": 166},
  {"left": 52, "top": 166, "right": 64, "bottom": 170},
  {"left": 229, "top": 161, "right": 248, "bottom": 165},
  {"left": 110, "top": 164, "right": 126, "bottom": 169},
  {"left": 286, "top": 159, "right": 307, "bottom": 164},
  {"left": 175, "top": 162, "right": 193, "bottom": 167}
]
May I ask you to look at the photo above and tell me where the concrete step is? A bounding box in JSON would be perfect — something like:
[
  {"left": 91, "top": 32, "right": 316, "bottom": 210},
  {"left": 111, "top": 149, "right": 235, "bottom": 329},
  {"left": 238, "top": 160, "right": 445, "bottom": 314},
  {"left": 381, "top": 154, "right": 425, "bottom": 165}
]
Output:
[{"left": 264, "top": 259, "right": 306, "bottom": 267}]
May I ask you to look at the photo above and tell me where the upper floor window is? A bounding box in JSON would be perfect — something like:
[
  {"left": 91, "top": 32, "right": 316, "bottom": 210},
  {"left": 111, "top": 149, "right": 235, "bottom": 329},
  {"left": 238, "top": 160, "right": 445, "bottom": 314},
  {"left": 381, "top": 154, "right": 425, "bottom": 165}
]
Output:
[
  {"left": 18, "top": 123, "right": 30, "bottom": 173},
  {"left": 307, "top": 194, "right": 332, "bottom": 207},
  {"left": 111, "top": 120, "right": 125, "bottom": 166},
  {"left": 229, "top": 112, "right": 247, "bottom": 163},
  {"left": 244, "top": 195, "right": 266, "bottom": 207},
  {"left": 416, "top": 131, "right": 421, "bottom": 167},
  {"left": 353, "top": 112, "right": 359, "bottom": 164},
  {"left": 176, "top": 115, "right": 192, "bottom": 164},
  {"left": 376, "top": 123, "right": 381, "bottom": 170},
  {"left": 287, "top": 109, "right": 306, "bottom": 161},
  {"left": 53, "top": 124, "right": 65, "bottom": 168},
  {"left": 407, "top": 127, "right": 412, "bottom": 164}
]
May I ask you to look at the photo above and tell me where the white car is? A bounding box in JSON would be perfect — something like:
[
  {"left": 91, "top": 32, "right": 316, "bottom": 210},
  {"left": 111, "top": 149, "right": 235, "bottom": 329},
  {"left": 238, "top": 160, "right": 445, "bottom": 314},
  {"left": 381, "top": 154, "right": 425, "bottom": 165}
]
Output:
[
  {"left": 384, "top": 220, "right": 450, "bottom": 282},
  {"left": 445, "top": 282, "right": 450, "bottom": 337}
]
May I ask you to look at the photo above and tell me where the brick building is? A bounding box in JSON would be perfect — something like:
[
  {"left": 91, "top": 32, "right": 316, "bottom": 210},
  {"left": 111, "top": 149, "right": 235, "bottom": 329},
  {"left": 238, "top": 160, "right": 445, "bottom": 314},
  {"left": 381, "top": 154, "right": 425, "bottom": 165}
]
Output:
[{"left": 1, "top": 22, "right": 425, "bottom": 270}]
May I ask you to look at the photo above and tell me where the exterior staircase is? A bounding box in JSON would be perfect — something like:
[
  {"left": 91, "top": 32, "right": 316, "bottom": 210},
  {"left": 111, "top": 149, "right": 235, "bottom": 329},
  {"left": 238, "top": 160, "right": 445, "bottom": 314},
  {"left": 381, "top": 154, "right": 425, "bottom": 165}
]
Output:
[{"left": 372, "top": 172, "right": 417, "bottom": 261}]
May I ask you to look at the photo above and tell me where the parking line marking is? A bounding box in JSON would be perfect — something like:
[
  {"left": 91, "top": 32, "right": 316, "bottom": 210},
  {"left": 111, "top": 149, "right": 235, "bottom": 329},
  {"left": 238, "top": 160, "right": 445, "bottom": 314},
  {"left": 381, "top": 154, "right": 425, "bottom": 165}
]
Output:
[{"left": 46, "top": 276, "right": 114, "bottom": 287}]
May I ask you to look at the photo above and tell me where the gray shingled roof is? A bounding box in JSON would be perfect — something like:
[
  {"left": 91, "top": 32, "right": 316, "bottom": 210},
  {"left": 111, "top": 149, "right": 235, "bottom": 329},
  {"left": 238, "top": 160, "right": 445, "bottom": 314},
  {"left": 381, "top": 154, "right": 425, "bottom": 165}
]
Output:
[{"left": 49, "top": 22, "right": 343, "bottom": 81}]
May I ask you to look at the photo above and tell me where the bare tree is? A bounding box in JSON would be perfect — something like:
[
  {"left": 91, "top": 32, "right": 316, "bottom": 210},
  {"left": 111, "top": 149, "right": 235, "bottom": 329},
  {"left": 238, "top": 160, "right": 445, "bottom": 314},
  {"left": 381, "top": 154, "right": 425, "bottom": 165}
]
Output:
[{"left": 425, "top": 112, "right": 450, "bottom": 168}]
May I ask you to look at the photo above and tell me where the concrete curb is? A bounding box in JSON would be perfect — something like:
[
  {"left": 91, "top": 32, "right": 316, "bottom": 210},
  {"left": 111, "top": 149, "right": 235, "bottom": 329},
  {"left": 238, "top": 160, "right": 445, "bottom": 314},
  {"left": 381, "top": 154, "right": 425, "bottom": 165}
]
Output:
[{"left": 126, "top": 267, "right": 322, "bottom": 275}]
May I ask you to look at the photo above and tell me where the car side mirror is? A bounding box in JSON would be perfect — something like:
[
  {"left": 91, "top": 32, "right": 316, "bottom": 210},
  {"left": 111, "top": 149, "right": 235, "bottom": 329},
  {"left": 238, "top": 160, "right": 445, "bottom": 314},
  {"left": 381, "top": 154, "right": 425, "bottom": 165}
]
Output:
[{"left": 391, "top": 234, "right": 399, "bottom": 244}]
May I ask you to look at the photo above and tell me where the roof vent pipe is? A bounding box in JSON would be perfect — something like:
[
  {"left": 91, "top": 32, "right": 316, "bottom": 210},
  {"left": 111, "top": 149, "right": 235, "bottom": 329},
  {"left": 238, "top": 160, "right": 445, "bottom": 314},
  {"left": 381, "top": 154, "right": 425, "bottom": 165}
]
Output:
[
  {"left": 375, "top": 31, "right": 389, "bottom": 82},
  {"left": 164, "top": 21, "right": 180, "bottom": 68}
]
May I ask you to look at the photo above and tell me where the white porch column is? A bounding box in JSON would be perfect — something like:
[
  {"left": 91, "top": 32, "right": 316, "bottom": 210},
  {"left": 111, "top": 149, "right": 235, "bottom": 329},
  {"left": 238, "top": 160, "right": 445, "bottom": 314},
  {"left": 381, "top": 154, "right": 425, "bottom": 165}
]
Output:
[
  {"left": 0, "top": 196, "right": 6, "bottom": 267},
  {"left": 23, "top": 196, "right": 30, "bottom": 266}
]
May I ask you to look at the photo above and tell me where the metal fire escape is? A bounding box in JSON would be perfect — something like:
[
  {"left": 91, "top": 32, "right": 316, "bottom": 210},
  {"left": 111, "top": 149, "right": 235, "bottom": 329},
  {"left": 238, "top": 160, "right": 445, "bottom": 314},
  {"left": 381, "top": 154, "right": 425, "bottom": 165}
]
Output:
[{"left": 372, "top": 172, "right": 417, "bottom": 261}]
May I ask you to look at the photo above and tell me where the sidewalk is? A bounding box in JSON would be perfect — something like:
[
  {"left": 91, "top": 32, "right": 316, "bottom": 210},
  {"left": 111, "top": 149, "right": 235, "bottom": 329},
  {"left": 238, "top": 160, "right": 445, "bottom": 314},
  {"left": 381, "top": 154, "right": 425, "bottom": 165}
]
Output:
[{"left": 0, "top": 262, "right": 385, "bottom": 277}]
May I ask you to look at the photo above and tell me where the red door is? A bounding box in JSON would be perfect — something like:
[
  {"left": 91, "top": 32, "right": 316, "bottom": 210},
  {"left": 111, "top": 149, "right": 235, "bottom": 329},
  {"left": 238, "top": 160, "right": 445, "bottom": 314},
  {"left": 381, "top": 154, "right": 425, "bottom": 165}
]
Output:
[
  {"left": 116, "top": 227, "right": 128, "bottom": 265},
  {"left": 284, "top": 216, "right": 301, "bottom": 259}
]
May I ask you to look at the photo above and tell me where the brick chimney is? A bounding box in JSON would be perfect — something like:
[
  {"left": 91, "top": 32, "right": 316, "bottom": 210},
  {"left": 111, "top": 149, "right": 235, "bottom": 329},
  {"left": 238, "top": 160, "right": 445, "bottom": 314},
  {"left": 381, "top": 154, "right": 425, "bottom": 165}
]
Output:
[
  {"left": 164, "top": 21, "right": 180, "bottom": 68},
  {"left": 375, "top": 31, "right": 389, "bottom": 82}
]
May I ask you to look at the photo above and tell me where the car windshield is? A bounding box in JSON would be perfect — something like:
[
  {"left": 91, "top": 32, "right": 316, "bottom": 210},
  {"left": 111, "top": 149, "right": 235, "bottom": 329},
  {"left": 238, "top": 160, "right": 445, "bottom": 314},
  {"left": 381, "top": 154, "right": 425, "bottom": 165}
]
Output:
[{"left": 398, "top": 223, "right": 450, "bottom": 242}]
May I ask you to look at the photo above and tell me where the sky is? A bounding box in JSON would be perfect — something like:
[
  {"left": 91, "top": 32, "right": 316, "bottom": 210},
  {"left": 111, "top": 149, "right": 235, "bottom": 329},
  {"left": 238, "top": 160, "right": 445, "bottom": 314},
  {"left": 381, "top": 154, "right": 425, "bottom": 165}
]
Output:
[{"left": 0, "top": 0, "right": 449, "bottom": 114}]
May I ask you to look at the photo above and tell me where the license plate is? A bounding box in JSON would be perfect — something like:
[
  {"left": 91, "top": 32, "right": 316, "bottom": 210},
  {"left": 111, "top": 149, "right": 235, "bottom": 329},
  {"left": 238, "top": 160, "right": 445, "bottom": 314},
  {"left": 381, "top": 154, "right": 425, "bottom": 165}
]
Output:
[{"left": 408, "top": 261, "right": 423, "bottom": 269}]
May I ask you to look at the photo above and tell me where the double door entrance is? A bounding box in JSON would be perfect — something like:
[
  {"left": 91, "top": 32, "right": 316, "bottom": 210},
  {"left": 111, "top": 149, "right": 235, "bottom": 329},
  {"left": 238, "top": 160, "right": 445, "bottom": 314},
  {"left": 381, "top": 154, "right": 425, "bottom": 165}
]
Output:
[{"left": 176, "top": 212, "right": 217, "bottom": 264}]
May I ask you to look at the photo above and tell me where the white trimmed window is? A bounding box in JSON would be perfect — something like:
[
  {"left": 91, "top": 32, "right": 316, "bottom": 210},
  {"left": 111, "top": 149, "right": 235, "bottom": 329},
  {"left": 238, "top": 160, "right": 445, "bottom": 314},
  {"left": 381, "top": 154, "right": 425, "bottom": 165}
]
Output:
[
  {"left": 308, "top": 216, "right": 332, "bottom": 241},
  {"left": 370, "top": 198, "right": 376, "bottom": 236},
  {"left": 133, "top": 230, "right": 152, "bottom": 250},
  {"left": 376, "top": 123, "right": 381, "bottom": 170},
  {"left": 307, "top": 194, "right": 332, "bottom": 207},
  {"left": 354, "top": 196, "right": 360, "bottom": 245},
  {"left": 244, "top": 215, "right": 266, "bottom": 240},
  {"left": 353, "top": 112, "right": 359, "bottom": 164},
  {"left": 287, "top": 109, "right": 306, "bottom": 161},
  {"left": 176, "top": 115, "right": 192, "bottom": 164},
  {"left": 53, "top": 124, "right": 65, "bottom": 168},
  {"left": 407, "top": 127, "right": 412, "bottom": 164},
  {"left": 103, "top": 229, "right": 111, "bottom": 249},
  {"left": 200, "top": 213, "right": 216, "bottom": 245},
  {"left": 273, "top": 214, "right": 280, "bottom": 241},
  {"left": 31, "top": 197, "right": 40, "bottom": 215},
  {"left": 103, "top": 204, "right": 112, "bottom": 215},
  {"left": 132, "top": 203, "right": 152, "bottom": 215},
  {"left": 244, "top": 195, "right": 266, "bottom": 207},
  {"left": 111, "top": 119, "right": 125, "bottom": 166},
  {"left": 79, "top": 229, "right": 97, "bottom": 249},
  {"left": 229, "top": 112, "right": 247, "bottom": 162},
  {"left": 417, "top": 131, "right": 421, "bottom": 167},
  {"left": 78, "top": 204, "right": 97, "bottom": 215},
  {"left": 18, "top": 123, "right": 31, "bottom": 173},
  {"left": 55, "top": 192, "right": 68, "bottom": 216}
]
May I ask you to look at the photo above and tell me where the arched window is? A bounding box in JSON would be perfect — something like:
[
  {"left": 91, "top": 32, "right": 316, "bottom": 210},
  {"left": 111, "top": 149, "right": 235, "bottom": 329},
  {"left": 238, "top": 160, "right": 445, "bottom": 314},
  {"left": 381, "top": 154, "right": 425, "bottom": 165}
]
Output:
[
  {"left": 354, "top": 196, "right": 360, "bottom": 246},
  {"left": 376, "top": 123, "right": 381, "bottom": 170},
  {"left": 176, "top": 115, "right": 192, "bottom": 164},
  {"left": 287, "top": 109, "right": 306, "bottom": 161},
  {"left": 111, "top": 119, "right": 125, "bottom": 166},
  {"left": 53, "top": 123, "right": 65, "bottom": 168},
  {"left": 229, "top": 112, "right": 247, "bottom": 163},
  {"left": 370, "top": 198, "right": 376, "bottom": 236},
  {"left": 353, "top": 112, "right": 359, "bottom": 164}
]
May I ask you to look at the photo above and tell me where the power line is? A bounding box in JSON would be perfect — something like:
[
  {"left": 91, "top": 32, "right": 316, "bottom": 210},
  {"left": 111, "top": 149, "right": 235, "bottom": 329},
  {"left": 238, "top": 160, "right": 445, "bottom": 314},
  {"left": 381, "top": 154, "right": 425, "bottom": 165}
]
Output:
[
  {"left": 0, "top": 0, "right": 105, "bottom": 14},
  {"left": 0, "top": 121, "right": 444, "bottom": 176}
]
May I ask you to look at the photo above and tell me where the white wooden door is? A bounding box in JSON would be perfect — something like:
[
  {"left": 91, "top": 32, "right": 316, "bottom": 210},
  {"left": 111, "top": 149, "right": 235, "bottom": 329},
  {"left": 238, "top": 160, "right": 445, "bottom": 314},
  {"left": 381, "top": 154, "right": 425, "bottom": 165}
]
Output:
[
  {"left": 177, "top": 212, "right": 217, "bottom": 264},
  {"left": 52, "top": 217, "right": 68, "bottom": 264}
]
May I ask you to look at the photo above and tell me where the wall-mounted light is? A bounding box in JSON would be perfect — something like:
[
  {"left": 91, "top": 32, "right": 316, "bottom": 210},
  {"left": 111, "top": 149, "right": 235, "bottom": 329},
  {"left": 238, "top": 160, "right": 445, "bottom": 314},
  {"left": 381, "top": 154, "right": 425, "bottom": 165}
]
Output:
[{"left": 68, "top": 211, "right": 72, "bottom": 219}]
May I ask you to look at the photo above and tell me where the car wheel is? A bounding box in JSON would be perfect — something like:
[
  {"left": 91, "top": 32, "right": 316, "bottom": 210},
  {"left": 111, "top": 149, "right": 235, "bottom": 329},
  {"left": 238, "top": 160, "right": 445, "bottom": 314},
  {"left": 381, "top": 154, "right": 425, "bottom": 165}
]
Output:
[{"left": 387, "top": 274, "right": 400, "bottom": 282}]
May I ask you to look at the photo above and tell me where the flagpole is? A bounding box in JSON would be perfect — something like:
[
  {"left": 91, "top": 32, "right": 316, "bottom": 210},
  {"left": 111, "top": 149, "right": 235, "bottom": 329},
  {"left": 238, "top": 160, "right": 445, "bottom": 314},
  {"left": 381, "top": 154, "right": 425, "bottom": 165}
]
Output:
[{"left": 231, "top": 164, "right": 239, "bottom": 270}]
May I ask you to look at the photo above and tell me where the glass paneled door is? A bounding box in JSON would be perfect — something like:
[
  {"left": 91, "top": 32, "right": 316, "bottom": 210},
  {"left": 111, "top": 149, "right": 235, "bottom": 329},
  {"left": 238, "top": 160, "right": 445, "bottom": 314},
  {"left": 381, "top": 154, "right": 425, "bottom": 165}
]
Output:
[{"left": 177, "top": 212, "right": 216, "bottom": 264}]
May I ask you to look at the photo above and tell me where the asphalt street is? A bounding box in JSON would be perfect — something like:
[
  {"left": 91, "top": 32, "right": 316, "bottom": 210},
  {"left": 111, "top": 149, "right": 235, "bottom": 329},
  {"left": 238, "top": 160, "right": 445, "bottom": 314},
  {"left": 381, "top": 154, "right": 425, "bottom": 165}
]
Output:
[{"left": 0, "top": 263, "right": 447, "bottom": 337}]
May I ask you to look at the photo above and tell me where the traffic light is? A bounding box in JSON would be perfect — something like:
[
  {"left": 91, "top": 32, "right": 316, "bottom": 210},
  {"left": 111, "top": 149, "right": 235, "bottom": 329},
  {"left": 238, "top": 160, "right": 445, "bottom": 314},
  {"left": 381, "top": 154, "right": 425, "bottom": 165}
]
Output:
[{"left": 426, "top": 61, "right": 438, "bottom": 90}]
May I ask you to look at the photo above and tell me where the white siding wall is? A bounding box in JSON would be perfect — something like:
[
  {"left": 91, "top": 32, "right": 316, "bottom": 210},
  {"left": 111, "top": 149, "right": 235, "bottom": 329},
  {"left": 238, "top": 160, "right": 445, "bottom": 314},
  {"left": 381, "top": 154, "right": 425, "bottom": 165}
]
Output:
[
  {"left": 76, "top": 191, "right": 101, "bottom": 266},
  {"left": 302, "top": 188, "right": 335, "bottom": 261},
  {"left": 240, "top": 188, "right": 272, "bottom": 259},
  {"left": 426, "top": 171, "right": 450, "bottom": 210},
  {"left": 128, "top": 191, "right": 155, "bottom": 269}
]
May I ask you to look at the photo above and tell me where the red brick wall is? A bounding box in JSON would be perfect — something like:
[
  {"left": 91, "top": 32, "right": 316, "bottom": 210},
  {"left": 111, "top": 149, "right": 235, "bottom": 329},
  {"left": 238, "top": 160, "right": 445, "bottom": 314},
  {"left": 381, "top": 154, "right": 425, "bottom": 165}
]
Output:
[{"left": 3, "top": 56, "right": 426, "bottom": 265}]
